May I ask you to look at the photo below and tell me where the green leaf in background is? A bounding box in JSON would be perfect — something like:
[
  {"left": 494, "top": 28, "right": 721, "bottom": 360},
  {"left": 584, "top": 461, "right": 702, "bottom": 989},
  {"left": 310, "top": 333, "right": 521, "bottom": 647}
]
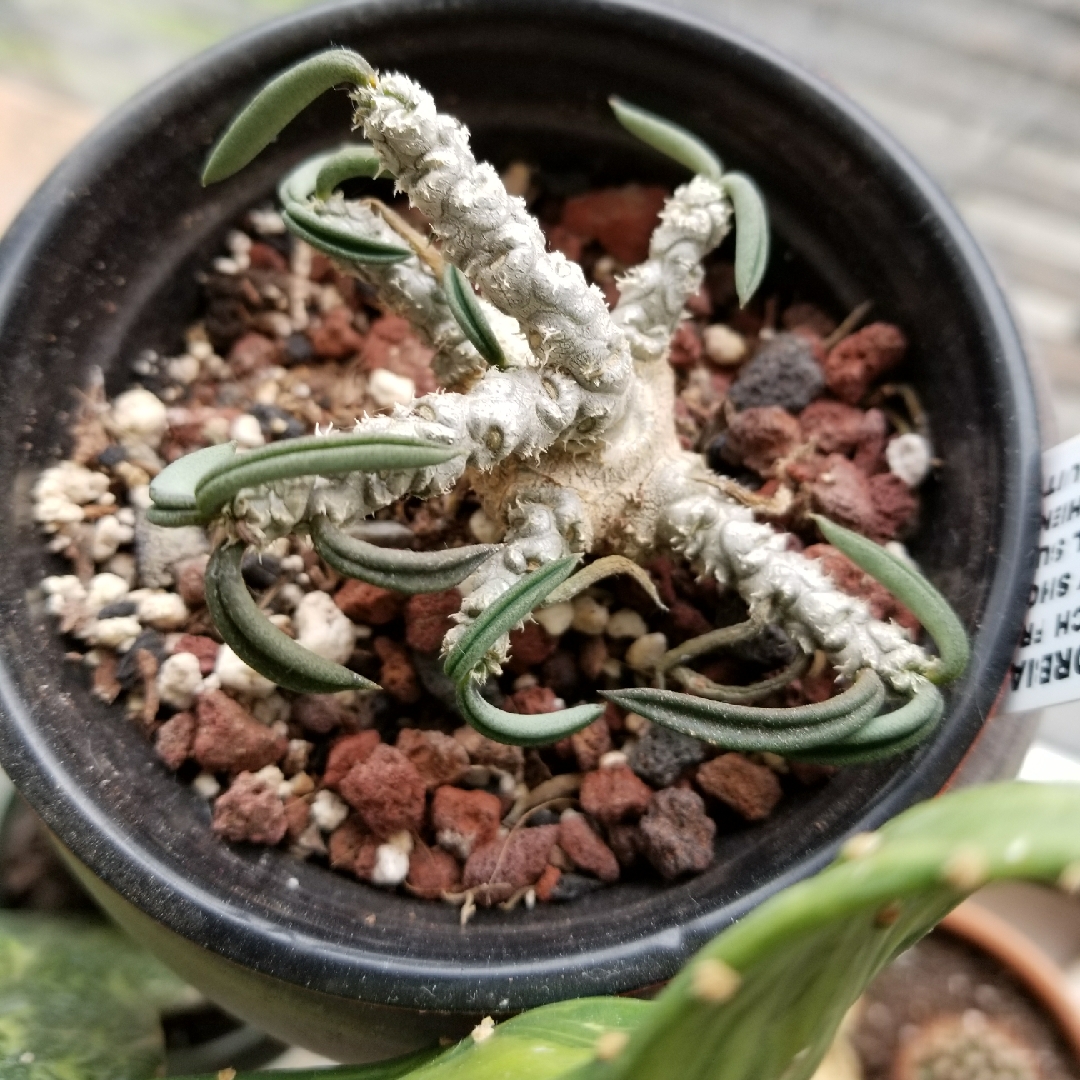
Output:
[
  {"left": 441, "top": 264, "right": 507, "bottom": 369},
  {"left": 0, "top": 912, "right": 189, "bottom": 1080}
]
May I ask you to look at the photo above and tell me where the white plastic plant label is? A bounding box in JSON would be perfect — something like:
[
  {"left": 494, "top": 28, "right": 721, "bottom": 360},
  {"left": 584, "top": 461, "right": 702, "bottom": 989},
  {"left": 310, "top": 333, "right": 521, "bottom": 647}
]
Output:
[{"left": 1005, "top": 431, "right": 1080, "bottom": 713}]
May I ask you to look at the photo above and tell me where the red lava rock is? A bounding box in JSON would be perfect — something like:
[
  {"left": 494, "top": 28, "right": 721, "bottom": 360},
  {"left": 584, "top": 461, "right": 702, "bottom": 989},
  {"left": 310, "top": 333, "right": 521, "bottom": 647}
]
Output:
[
  {"left": 570, "top": 717, "right": 612, "bottom": 772},
  {"left": 283, "top": 796, "right": 311, "bottom": 840},
  {"left": 508, "top": 621, "right": 558, "bottom": 672},
  {"left": 669, "top": 600, "right": 712, "bottom": 639},
  {"left": 211, "top": 772, "right": 287, "bottom": 845},
  {"left": 173, "top": 634, "right": 218, "bottom": 676},
  {"left": 696, "top": 753, "right": 783, "bottom": 821},
  {"left": 154, "top": 711, "right": 195, "bottom": 770},
  {"left": 823, "top": 322, "right": 907, "bottom": 405},
  {"left": 294, "top": 694, "right": 351, "bottom": 736},
  {"left": 463, "top": 825, "right": 559, "bottom": 904},
  {"left": 334, "top": 580, "right": 405, "bottom": 625},
  {"left": 228, "top": 332, "right": 280, "bottom": 375},
  {"left": 639, "top": 788, "right": 716, "bottom": 879},
  {"left": 373, "top": 637, "right": 421, "bottom": 704},
  {"left": 725, "top": 406, "right": 801, "bottom": 475},
  {"left": 854, "top": 408, "right": 888, "bottom": 474},
  {"left": 790, "top": 762, "right": 838, "bottom": 786},
  {"left": 361, "top": 314, "right": 437, "bottom": 395},
  {"left": 809, "top": 454, "right": 879, "bottom": 538},
  {"left": 328, "top": 816, "right": 371, "bottom": 872},
  {"left": 194, "top": 690, "right": 286, "bottom": 773},
  {"left": 338, "top": 744, "right": 426, "bottom": 838},
  {"left": 396, "top": 728, "right": 470, "bottom": 790},
  {"left": 668, "top": 322, "right": 703, "bottom": 369},
  {"left": 579, "top": 636, "right": 608, "bottom": 680},
  {"left": 787, "top": 666, "right": 841, "bottom": 706},
  {"left": 404, "top": 590, "right": 461, "bottom": 652},
  {"left": 799, "top": 400, "right": 870, "bottom": 456},
  {"left": 546, "top": 224, "right": 584, "bottom": 263},
  {"left": 431, "top": 786, "right": 503, "bottom": 859},
  {"left": 786, "top": 451, "right": 830, "bottom": 486},
  {"left": 505, "top": 685, "right": 560, "bottom": 714},
  {"left": 248, "top": 241, "right": 288, "bottom": 271},
  {"left": 558, "top": 814, "right": 620, "bottom": 882},
  {"left": 174, "top": 556, "right": 208, "bottom": 608},
  {"left": 580, "top": 765, "right": 653, "bottom": 826},
  {"left": 868, "top": 472, "right": 918, "bottom": 539},
  {"left": 406, "top": 845, "right": 462, "bottom": 898},
  {"left": 559, "top": 184, "right": 668, "bottom": 265},
  {"left": 805, "top": 543, "right": 918, "bottom": 632},
  {"left": 606, "top": 822, "right": 642, "bottom": 867},
  {"left": 308, "top": 306, "right": 364, "bottom": 360},
  {"left": 534, "top": 863, "right": 562, "bottom": 902},
  {"left": 783, "top": 302, "right": 837, "bottom": 338},
  {"left": 453, "top": 726, "right": 525, "bottom": 776},
  {"left": 322, "top": 730, "right": 382, "bottom": 790}
]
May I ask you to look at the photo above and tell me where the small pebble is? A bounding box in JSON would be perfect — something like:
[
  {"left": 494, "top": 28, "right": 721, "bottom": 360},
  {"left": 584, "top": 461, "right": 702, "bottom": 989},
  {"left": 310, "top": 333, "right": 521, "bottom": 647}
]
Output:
[
  {"left": 368, "top": 368, "right": 416, "bottom": 408},
  {"left": 571, "top": 595, "right": 609, "bottom": 636},
  {"left": 886, "top": 432, "right": 932, "bottom": 487},
  {"left": 294, "top": 591, "right": 357, "bottom": 665},
  {"left": 728, "top": 333, "right": 824, "bottom": 412},
  {"left": 703, "top": 324, "right": 747, "bottom": 365},
  {"left": 110, "top": 387, "right": 169, "bottom": 448},
  {"left": 214, "top": 643, "right": 277, "bottom": 699},
  {"left": 606, "top": 608, "right": 647, "bottom": 640},
  {"left": 468, "top": 508, "right": 502, "bottom": 544},
  {"left": 625, "top": 632, "right": 667, "bottom": 672},
  {"left": 230, "top": 413, "right": 266, "bottom": 448},
  {"left": 157, "top": 651, "right": 203, "bottom": 710},
  {"left": 534, "top": 602, "right": 574, "bottom": 637}
]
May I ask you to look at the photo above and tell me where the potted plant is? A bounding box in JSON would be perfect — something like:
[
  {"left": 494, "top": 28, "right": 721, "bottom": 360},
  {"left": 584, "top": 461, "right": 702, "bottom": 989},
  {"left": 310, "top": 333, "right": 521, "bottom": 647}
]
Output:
[{"left": 0, "top": 0, "right": 1040, "bottom": 1062}]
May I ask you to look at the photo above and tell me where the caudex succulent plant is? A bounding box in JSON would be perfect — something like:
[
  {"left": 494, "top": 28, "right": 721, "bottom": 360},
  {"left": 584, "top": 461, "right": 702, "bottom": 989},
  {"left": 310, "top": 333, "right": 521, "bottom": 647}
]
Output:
[
  {"left": 151, "top": 781, "right": 1079, "bottom": 1080},
  {"left": 148, "top": 47, "right": 969, "bottom": 761}
]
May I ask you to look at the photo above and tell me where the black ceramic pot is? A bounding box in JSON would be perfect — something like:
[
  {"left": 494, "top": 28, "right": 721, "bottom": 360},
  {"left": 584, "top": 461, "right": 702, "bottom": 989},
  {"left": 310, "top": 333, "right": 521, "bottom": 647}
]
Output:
[{"left": 0, "top": 0, "right": 1040, "bottom": 1062}]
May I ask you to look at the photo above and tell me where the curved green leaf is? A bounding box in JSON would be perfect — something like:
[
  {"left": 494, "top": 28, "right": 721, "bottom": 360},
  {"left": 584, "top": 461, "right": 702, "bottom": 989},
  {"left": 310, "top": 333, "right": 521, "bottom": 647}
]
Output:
[
  {"left": 145, "top": 505, "right": 209, "bottom": 528},
  {"left": 602, "top": 669, "right": 886, "bottom": 753},
  {"left": 282, "top": 204, "right": 413, "bottom": 265},
  {"left": 541, "top": 554, "right": 666, "bottom": 611},
  {"left": 457, "top": 677, "right": 603, "bottom": 746},
  {"left": 593, "top": 782, "right": 1080, "bottom": 1080},
  {"left": 444, "top": 557, "right": 580, "bottom": 682},
  {"left": 811, "top": 515, "right": 970, "bottom": 685},
  {"left": 149, "top": 441, "right": 237, "bottom": 510},
  {"left": 720, "top": 173, "right": 769, "bottom": 307},
  {"left": 314, "top": 144, "right": 384, "bottom": 199},
  {"left": 608, "top": 97, "right": 722, "bottom": 181},
  {"left": 194, "top": 433, "right": 461, "bottom": 518},
  {"left": 311, "top": 516, "right": 497, "bottom": 594},
  {"left": 179, "top": 1048, "right": 445, "bottom": 1080},
  {"left": 442, "top": 264, "right": 506, "bottom": 369},
  {"left": 203, "top": 49, "right": 376, "bottom": 185},
  {"left": 206, "top": 543, "right": 377, "bottom": 694}
]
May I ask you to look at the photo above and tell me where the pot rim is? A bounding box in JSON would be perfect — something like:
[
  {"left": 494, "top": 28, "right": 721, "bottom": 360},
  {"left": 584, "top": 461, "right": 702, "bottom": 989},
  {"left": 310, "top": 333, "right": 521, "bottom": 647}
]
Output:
[{"left": 0, "top": 0, "right": 1041, "bottom": 1012}]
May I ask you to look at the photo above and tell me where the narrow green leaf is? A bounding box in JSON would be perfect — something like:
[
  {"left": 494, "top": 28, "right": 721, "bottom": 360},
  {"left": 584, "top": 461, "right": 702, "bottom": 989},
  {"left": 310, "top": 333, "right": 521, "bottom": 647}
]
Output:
[
  {"left": 149, "top": 441, "right": 237, "bottom": 510},
  {"left": 145, "top": 505, "right": 209, "bottom": 528},
  {"left": 670, "top": 650, "right": 810, "bottom": 704},
  {"left": 608, "top": 97, "right": 722, "bottom": 180},
  {"left": 602, "top": 669, "right": 885, "bottom": 753},
  {"left": 194, "top": 433, "right": 461, "bottom": 518},
  {"left": 442, "top": 264, "right": 506, "bottom": 369},
  {"left": 311, "top": 516, "right": 497, "bottom": 594},
  {"left": 282, "top": 204, "right": 413, "bottom": 265},
  {"left": 457, "top": 677, "right": 603, "bottom": 746},
  {"left": 206, "top": 543, "right": 377, "bottom": 694},
  {"left": 314, "top": 144, "right": 384, "bottom": 200},
  {"left": 811, "top": 514, "right": 970, "bottom": 685},
  {"left": 601, "top": 782, "right": 1080, "bottom": 1080},
  {"left": 443, "top": 557, "right": 580, "bottom": 682},
  {"left": 0, "top": 912, "right": 188, "bottom": 1080},
  {"left": 203, "top": 49, "right": 376, "bottom": 185},
  {"left": 720, "top": 172, "right": 769, "bottom": 306},
  {"left": 176, "top": 1047, "right": 446, "bottom": 1080},
  {"left": 541, "top": 554, "right": 666, "bottom": 610}
]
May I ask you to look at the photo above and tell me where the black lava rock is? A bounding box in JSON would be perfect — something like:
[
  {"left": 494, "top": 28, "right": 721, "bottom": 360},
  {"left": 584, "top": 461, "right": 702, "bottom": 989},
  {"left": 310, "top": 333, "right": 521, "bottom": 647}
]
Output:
[
  {"left": 116, "top": 630, "right": 167, "bottom": 688},
  {"left": 240, "top": 551, "right": 281, "bottom": 590},
  {"left": 96, "top": 444, "right": 127, "bottom": 468},
  {"left": 628, "top": 725, "right": 706, "bottom": 788},
  {"left": 728, "top": 333, "right": 824, "bottom": 412},
  {"left": 731, "top": 624, "right": 799, "bottom": 670},
  {"left": 251, "top": 403, "right": 306, "bottom": 441},
  {"left": 283, "top": 332, "right": 315, "bottom": 365},
  {"left": 96, "top": 600, "right": 137, "bottom": 619},
  {"left": 704, "top": 433, "right": 763, "bottom": 487},
  {"left": 550, "top": 872, "right": 606, "bottom": 902}
]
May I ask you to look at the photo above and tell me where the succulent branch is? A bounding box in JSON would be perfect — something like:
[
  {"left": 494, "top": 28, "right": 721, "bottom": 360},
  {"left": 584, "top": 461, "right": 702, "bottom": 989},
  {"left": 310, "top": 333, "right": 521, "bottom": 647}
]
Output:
[
  {"left": 149, "top": 47, "right": 971, "bottom": 757},
  {"left": 170, "top": 782, "right": 1080, "bottom": 1080}
]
